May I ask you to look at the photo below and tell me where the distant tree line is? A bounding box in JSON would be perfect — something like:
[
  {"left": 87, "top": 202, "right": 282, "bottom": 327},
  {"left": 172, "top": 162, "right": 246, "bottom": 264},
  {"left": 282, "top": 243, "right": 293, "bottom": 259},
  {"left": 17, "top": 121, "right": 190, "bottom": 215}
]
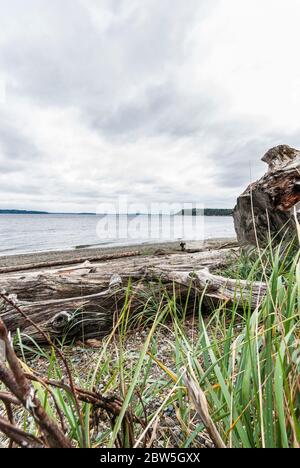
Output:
[
  {"left": 178, "top": 208, "right": 233, "bottom": 216},
  {"left": 0, "top": 209, "right": 48, "bottom": 215}
]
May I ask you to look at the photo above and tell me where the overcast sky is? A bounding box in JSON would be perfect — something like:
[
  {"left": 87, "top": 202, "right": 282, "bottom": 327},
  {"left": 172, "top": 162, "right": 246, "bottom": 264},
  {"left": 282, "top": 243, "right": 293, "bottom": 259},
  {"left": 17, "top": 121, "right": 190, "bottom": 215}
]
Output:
[{"left": 0, "top": 0, "right": 300, "bottom": 212}]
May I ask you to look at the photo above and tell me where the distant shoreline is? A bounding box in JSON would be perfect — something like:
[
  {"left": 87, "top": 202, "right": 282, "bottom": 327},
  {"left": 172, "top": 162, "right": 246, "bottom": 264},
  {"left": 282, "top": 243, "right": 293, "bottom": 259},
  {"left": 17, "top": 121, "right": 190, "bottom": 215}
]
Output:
[{"left": 0, "top": 209, "right": 234, "bottom": 216}]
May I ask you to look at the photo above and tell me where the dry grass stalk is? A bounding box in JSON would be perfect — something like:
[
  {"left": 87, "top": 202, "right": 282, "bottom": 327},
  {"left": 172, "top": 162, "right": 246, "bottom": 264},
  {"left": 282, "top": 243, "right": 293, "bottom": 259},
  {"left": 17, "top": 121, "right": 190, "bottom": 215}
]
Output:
[{"left": 183, "top": 370, "right": 226, "bottom": 449}]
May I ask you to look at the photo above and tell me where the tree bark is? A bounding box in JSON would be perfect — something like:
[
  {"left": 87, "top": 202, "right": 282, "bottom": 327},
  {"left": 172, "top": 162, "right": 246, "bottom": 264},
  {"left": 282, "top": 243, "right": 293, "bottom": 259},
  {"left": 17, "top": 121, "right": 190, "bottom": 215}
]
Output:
[{"left": 233, "top": 145, "right": 300, "bottom": 246}]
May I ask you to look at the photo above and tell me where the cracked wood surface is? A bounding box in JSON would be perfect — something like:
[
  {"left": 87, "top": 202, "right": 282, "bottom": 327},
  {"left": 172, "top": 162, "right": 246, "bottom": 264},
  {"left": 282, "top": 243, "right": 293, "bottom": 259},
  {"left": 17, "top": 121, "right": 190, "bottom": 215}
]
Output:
[{"left": 0, "top": 240, "right": 267, "bottom": 343}]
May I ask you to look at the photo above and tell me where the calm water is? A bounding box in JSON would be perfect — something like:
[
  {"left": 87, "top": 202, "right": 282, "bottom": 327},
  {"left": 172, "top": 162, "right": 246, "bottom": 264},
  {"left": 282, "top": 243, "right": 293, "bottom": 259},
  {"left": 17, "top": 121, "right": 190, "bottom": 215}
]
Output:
[{"left": 0, "top": 214, "right": 235, "bottom": 256}]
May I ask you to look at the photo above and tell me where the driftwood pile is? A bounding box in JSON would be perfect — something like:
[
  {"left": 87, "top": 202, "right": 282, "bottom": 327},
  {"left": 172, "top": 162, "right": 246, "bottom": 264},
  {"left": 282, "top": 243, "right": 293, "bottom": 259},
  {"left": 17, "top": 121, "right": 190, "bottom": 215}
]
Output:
[{"left": 0, "top": 240, "right": 267, "bottom": 344}]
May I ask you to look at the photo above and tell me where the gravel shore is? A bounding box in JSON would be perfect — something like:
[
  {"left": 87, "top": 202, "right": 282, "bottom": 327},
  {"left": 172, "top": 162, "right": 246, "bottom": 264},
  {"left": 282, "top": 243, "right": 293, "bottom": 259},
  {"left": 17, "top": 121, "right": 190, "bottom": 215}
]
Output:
[{"left": 0, "top": 238, "right": 236, "bottom": 269}]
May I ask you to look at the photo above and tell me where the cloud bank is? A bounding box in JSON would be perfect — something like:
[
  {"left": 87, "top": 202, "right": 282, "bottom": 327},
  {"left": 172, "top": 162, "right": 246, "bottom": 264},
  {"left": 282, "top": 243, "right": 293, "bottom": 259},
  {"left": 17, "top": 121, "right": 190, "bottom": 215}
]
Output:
[{"left": 0, "top": 0, "right": 300, "bottom": 211}]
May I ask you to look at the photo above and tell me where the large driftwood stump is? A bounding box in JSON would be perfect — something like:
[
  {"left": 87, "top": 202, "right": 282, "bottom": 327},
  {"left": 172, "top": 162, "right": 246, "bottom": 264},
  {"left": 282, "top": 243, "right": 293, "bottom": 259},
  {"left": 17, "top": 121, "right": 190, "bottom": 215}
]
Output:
[{"left": 234, "top": 145, "right": 300, "bottom": 246}]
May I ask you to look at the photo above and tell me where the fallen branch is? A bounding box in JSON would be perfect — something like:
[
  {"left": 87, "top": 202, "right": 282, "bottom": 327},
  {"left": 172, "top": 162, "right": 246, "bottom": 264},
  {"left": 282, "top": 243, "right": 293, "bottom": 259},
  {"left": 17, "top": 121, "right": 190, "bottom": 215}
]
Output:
[
  {"left": 0, "top": 416, "right": 44, "bottom": 448},
  {"left": 0, "top": 250, "right": 141, "bottom": 274},
  {"left": 147, "top": 268, "right": 267, "bottom": 309},
  {"left": 0, "top": 318, "right": 72, "bottom": 448},
  {"left": 0, "top": 314, "right": 149, "bottom": 448}
]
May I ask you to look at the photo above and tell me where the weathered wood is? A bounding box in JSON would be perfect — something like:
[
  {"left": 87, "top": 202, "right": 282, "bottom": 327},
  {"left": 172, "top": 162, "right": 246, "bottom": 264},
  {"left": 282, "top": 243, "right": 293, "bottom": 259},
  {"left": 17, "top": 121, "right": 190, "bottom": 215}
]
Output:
[
  {"left": 0, "top": 248, "right": 232, "bottom": 301},
  {"left": 0, "top": 250, "right": 141, "bottom": 274},
  {"left": 0, "top": 246, "right": 266, "bottom": 344},
  {"left": 151, "top": 268, "right": 267, "bottom": 309},
  {"left": 234, "top": 145, "right": 300, "bottom": 246},
  {"left": 0, "top": 275, "right": 125, "bottom": 342}
]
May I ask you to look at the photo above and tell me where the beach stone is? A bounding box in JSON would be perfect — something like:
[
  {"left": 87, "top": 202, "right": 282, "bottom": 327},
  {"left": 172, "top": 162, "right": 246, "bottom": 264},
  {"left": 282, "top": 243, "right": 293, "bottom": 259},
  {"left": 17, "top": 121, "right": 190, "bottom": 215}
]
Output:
[{"left": 85, "top": 339, "right": 103, "bottom": 349}]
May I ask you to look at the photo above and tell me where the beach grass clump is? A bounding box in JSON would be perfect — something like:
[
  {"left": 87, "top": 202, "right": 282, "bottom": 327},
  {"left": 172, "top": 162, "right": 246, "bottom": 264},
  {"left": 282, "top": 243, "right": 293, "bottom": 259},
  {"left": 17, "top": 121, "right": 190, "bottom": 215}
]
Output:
[{"left": 1, "top": 240, "right": 299, "bottom": 448}]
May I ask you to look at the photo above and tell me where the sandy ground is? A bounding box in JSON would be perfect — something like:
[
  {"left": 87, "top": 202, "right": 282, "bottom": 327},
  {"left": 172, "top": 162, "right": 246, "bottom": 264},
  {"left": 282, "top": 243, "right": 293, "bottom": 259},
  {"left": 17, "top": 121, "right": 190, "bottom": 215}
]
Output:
[{"left": 0, "top": 238, "right": 236, "bottom": 269}]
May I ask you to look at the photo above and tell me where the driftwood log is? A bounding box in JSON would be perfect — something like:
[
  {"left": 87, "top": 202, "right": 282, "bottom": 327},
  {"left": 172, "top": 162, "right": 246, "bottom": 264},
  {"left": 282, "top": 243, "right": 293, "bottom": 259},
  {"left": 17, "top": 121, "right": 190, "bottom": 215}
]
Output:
[
  {"left": 234, "top": 145, "right": 300, "bottom": 246},
  {"left": 0, "top": 242, "right": 267, "bottom": 344}
]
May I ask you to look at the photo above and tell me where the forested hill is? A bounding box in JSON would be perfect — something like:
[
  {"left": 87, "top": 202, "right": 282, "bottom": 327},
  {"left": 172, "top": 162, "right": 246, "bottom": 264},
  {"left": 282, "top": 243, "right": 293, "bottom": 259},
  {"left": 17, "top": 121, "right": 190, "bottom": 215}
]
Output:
[
  {"left": 178, "top": 208, "right": 233, "bottom": 216},
  {"left": 0, "top": 209, "right": 49, "bottom": 214}
]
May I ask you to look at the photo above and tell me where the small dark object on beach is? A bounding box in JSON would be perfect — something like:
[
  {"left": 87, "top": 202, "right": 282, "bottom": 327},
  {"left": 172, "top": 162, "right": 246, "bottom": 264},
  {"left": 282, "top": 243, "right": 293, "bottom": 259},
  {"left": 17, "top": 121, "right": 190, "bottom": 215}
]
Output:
[{"left": 180, "top": 242, "right": 186, "bottom": 252}]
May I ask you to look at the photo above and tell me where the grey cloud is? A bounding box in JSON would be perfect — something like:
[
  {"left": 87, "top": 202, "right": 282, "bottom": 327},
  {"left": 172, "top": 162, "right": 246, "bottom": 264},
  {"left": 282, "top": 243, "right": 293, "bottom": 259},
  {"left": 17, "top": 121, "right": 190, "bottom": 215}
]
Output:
[
  {"left": 1, "top": 0, "right": 216, "bottom": 140},
  {"left": 213, "top": 138, "right": 268, "bottom": 188},
  {"left": 211, "top": 128, "right": 300, "bottom": 189},
  {"left": 0, "top": 179, "right": 43, "bottom": 195},
  {"left": 95, "top": 81, "right": 216, "bottom": 139},
  {"left": 0, "top": 122, "right": 39, "bottom": 174},
  {"left": 0, "top": 0, "right": 298, "bottom": 212}
]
